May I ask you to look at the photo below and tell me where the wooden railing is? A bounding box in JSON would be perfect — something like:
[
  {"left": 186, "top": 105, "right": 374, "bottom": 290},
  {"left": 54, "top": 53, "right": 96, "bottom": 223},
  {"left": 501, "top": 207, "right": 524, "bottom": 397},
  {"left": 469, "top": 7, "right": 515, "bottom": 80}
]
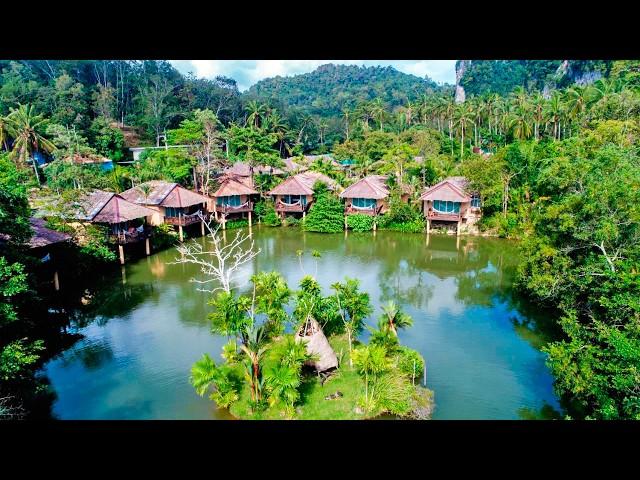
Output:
[
  {"left": 275, "top": 201, "right": 309, "bottom": 213},
  {"left": 109, "top": 227, "right": 151, "bottom": 245},
  {"left": 164, "top": 212, "right": 209, "bottom": 226},
  {"left": 345, "top": 204, "right": 383, "bottom": 216},
  {"left": 426, "top": 211, "right": 462, "bottom": 222},
  {"left": 215, "top": 202, "right": 253, "bottom": 214}
]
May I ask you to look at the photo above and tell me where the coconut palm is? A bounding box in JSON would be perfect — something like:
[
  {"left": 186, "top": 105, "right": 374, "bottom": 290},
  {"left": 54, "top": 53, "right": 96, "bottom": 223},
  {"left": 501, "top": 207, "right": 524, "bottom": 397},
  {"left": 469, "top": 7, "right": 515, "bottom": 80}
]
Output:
[
  {"left": 530, "top": 92, "right": 545, "bottom": 141},
  {"left": 509, "top": 104, "right": 533, "bottom": 140},
  {"left": 342, "top": 108, "right": 351, "bottom": 141},
  {"left": 544, "top": 91, "right": 564, "bottom": 140},
  {"left": 245, "top": 100, "right": 268, "bottom": 130},
  {"left": 6, "top": 104, "right": 56, "bottom": 184},
  {"left": 370, "top": 98, "right": 386, "bottom": 131},
  {"left": 379, "top": 301, "right": 413, "bottom": 336},
  {"left": 0, "top": 115, "right": 11, "bottom": 151},
  {"left": 454, "top": 102, "right": 475, "bottom": 158}
]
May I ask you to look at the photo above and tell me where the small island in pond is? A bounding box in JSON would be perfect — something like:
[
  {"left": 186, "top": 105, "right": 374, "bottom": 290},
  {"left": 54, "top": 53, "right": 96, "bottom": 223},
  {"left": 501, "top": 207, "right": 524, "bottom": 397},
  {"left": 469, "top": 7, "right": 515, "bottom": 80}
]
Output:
[{"left": 185, "top": 223, "right": 434, "bottom": 420}]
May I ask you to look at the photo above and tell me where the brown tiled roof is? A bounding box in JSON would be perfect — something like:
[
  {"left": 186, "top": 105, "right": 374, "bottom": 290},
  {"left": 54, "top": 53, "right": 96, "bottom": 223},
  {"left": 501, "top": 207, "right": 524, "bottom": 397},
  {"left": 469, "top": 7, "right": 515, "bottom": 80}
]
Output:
[
  {"left": 120, "top": 181, "right": 210, "bottom": 208},
  {"left": 76, "top": 190, "right": 156, "bottom": 224},
  {"left": 282, "top": 157, "right": 308, "bottom": 173},
  {"left": 420, "top": 177, "right": 471, "bottom": 202},
  {"left": 268, "top": 171, "right": 339, "bottom": 196},
  {"left": 212, "top": 175, "right": 258, "bottom": 197},
  {"left": 339, "top": 175, "right": 390, "bottom": 200},
  {"left": 64, "top": 153, "right": 112, "bottom": 165},
  {"left": 28, "top": 218, "right": 71, "bottom": 248},
  {"left": 223, "top": 162, "right": 285, "bottom": 176}
]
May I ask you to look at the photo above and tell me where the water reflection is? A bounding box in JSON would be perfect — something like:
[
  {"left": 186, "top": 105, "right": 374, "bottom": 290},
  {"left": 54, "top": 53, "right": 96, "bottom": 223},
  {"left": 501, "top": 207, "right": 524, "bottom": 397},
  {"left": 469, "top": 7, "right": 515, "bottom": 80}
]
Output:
[{"left": 42, "top": 227, "right": 561, "bottom": 419}]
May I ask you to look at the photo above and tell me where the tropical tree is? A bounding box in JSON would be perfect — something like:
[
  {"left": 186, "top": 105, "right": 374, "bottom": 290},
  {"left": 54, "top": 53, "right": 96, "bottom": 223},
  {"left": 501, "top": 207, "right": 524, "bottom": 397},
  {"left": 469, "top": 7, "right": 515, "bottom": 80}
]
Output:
[
  {"left": 454, "top": 102, "right": 475, "bottom": 157},
  {"left": 6, "top": 104, "right": 56, "bottom": 184},
  {"left": 378, "top": 301, "right": 413, "bottom": 336}
]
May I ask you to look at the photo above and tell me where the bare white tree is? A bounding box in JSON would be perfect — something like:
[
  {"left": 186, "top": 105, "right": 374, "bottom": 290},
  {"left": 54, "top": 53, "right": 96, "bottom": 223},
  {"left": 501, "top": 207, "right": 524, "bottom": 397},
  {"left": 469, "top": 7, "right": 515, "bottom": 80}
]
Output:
[{"left": 172, "top": 213, "right": 260, "bottom": 294}]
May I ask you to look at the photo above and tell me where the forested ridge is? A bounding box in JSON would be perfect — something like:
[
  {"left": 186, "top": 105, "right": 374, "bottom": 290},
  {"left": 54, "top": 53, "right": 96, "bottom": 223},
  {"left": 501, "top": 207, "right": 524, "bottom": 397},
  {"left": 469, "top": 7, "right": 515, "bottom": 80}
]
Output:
[{"left": 1, "top": 59, "right": 639, "bottom": 420}]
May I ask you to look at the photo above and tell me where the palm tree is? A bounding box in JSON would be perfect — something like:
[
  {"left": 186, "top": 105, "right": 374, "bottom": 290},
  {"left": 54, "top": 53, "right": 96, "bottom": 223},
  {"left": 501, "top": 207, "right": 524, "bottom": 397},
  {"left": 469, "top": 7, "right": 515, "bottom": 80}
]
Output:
[
  {"left": 239, "top": 323, "right": 269, "bottom": 403},
  {"left": 244, "top": 100, "right": 268, "bottom": 130},
  {"left": 331, "top": 278, "right": 372, "bottom": 364},
  {"left": 6, "top": 104, "right": 56, "bottom": 184},
  {"left": 0, "top": 115, "right": 11, "bottom": 151},
  {"left": 370, "top": 98, "right": 386, "bottom": 131},
  {"left": 351, "top": 344, "right": 389, "bottom": 413},
  {"left": 342, "top": 108, "right": 351, "bottom": 141},
  {"left": 265, "top": 364, "right": 300, "bottom": 414},
  {"left": 544, "top": 91, "right": 563, "bottom": 140},
  {"left": 454, "top": 103, "right": 474, "bottom": 158},
  {"left": 509, "top": 104, "right": 533, "bottom": 140},
  {"left": 530, "top": 92, "right": 545, "bottom": 141},
  {"left": 379, "top": 301, "right": 413, "bottom": 336}
]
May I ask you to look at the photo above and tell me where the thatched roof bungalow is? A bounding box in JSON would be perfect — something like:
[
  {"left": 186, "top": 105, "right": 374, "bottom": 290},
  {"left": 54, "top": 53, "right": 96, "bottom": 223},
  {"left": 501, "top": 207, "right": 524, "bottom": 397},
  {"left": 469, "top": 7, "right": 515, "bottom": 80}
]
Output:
[
  {"left": 74, "top": 190, "right": 156, "bottom": 245},
  {"left": 339, "top": 175, "right": 392, "bottom": 216},
  {"left": 268, "top": 171, "right": 339, "bottom": 217},
  {"left": 211, "top": 175, "right": 258, "bottom": 219},
  {"left": 420, "top": 176, "right": 481, "bottom": 233},
  {"left": 120, "top": 181, "right": 211, "bottom": 227},
  {"left": 28, "top": 218, "right": 71, "bottom": 249}
]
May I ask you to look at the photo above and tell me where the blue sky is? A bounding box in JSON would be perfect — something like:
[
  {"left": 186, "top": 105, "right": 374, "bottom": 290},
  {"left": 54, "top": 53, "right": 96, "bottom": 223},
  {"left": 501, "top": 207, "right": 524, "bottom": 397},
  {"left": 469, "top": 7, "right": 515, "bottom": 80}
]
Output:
[{"left": 169, "top": 60, "right": 456, "bottom": 91}]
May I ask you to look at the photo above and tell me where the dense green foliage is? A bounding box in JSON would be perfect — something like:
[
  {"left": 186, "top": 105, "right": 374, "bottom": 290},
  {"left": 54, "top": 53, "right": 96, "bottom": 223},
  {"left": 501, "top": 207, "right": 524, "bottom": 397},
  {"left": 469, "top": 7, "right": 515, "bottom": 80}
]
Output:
[
  {"left": 302, "top": 183, "right": 344, "bottom": 233},
  {"left": 346, "top": 214, "right": 374, "bottom": 232}
]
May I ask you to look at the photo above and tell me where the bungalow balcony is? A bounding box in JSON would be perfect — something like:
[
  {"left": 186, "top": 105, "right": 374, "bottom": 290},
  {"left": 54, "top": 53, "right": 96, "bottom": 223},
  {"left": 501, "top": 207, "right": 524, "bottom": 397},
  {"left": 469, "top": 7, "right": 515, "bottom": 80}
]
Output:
[
  {"left": 426, "top": 210, "right": 463, "bottom": 222},
  {"left": 345, "top": 204, "right": 384, "bottom": 216},
  {"left": 108, "top": 226, "right": 151, "bottom": 245},
  {"left": 275, "top": 200, "right": 310, "bottom": 214},
  {"left": 214, "top": 201, "right": 254, "bottom": 215},
  {"left": 164, "top": 212, "right": 209, "bottom": 226}
]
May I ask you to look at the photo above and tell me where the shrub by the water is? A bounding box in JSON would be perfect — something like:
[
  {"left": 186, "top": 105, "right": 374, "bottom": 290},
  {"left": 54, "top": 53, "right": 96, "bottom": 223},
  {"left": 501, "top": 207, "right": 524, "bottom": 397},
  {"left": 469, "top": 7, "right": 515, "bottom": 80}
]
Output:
[
  {"left": 152, "top": 223, "right": 179, "bottom": 250},
  {"left": 303, "top": 186, "right": 344, "bottom": 233},
  {"left": 377, "top": 196, "right": 425, "bottom": 233},
  {"left": 283, "top": 215, "right": 302, "bottom": 227},
  {"left": 263, "top": 204, "right": 282, "bottom": 226},
  {"left": 347, "top": 214, "right": 374, "bottom": 232},
  {"left": 225, "top": 219, "right": 249, "bottom": 230}
]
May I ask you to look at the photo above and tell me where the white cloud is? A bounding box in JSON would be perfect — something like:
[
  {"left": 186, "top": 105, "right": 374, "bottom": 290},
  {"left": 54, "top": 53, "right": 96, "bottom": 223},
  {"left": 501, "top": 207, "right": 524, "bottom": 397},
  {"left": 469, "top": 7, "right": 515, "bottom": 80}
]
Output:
[{"left": 170, "top": 60, "right": 456, "bottom": 91}]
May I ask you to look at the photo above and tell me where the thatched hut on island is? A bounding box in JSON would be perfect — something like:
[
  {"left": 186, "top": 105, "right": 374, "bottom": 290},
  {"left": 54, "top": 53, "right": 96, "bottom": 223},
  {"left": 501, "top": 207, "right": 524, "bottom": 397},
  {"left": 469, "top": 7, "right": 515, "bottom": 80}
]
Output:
[{"left": 295, "top": 318, "right": 338, "bottom": 373}]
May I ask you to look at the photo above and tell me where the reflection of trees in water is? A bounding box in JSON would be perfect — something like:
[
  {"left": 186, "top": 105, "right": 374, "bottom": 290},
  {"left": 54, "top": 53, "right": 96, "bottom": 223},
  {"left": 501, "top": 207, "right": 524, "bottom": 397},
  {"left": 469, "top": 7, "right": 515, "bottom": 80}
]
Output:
[
  {"left": 60, "top": 339, "right": 115, "bottom": 370},
  {"left": 517, "top": 402, "right": 563, "bottom": 420},
  {"left": 66, "top": 282, "right": 157, "bottom": 329}
]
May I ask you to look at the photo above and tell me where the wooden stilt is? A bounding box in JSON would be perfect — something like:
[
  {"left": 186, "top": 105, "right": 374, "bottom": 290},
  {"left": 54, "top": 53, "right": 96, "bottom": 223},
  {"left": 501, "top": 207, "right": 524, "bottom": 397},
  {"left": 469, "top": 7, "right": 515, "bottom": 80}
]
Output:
[
  {"left": 118, "top": 244, "right": 125, "bottom": 265},
  {"left": 457, "top": 220, "right": 461, "bottom": 237},
  {"left": 248, "top": 211, "right": 252, "bottom": 227},
  {"left": 53, "top": 270, "right": 60, "bottom": 291},
  {"left": 201, "top": 220, "right": 205, "bottom": 236},
  {"left": 179, "top": 224, "right": 184, "bottom": 242},
  {"left": 456, "top": 235, "right": 460, "bottom": 250},
  {"left": 373, "top": 218, "right": 377, "bottom": 231},
  {"left": 145, "top": 237, "right": 151, "bottom": 256},
  {"left": 222, "top": 215, "right": 226, "bottom": 230},
  {"left": 344, "top": 215, "right": 348, "bottom": 230},
  {"left": 426, "top": 218, "right": 431, "bottom": 235}
]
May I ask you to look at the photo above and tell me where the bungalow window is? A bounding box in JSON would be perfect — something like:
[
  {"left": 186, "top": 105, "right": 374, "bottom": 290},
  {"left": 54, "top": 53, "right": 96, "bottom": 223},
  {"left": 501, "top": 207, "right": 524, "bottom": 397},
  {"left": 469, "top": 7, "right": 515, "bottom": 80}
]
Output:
[
  {"left": 217, "top": 195, "right": 241, "bottom": 207},
  {"left": 352, "top": 198, "right": 376, "bottom": 209},
  {"left": 165, "top": 207, "right": 183, "bottom": 218},
  {"left": 433, "top": 200, "right": 461, "bottom": 213},
  {"left": 281, "top": 195, "right": 306, "bottom": 205},
  {"left": 471, "top": 194, "right": 481, "bottom": 208}
]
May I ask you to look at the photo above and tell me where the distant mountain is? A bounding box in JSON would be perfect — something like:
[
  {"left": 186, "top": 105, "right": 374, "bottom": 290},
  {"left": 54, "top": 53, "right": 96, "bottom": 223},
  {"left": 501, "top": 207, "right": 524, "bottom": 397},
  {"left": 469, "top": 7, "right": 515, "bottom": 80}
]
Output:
[
  {"left": 244, "top": 63, "right": 447, "bottom": 117},
  {"left": 455, "top": 60, "right": 614, "bottom": 98}
]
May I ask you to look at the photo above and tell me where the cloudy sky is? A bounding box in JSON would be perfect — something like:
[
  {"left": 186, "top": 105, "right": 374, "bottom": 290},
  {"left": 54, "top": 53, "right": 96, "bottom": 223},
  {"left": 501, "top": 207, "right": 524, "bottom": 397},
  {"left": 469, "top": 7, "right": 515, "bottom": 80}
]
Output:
[{"left": 169, "top": 60, "right": 456, "bottom": 91}]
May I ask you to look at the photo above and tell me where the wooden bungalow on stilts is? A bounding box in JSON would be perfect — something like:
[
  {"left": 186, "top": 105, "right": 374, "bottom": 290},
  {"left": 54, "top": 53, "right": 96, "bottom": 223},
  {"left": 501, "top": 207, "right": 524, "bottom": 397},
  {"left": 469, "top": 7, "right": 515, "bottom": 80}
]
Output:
[
  {"left": 268, "top": 171, "right": 339, "bottom": 219},
  {"left": 419, "top": 176, "right": 482, "bottom": 236},
  {"left": 210, "top": 175, "right": 259, "bottom": 229},
  {"left": 27, "top": 218, "right": 72, "bottom": 291},
  {"left": 120, "top": 181, "right": 212, "bottom": 241},
  {"left": 75, "top": 190, "right": 156, "bottom": 264}
]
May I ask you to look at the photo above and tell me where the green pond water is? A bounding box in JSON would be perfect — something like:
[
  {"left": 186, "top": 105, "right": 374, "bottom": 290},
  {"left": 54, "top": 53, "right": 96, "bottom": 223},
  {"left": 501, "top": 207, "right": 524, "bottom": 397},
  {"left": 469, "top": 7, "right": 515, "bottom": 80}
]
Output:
[{"left": 41, "top": 226, "right": 561, "bottom": 420}]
